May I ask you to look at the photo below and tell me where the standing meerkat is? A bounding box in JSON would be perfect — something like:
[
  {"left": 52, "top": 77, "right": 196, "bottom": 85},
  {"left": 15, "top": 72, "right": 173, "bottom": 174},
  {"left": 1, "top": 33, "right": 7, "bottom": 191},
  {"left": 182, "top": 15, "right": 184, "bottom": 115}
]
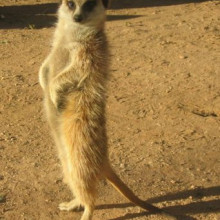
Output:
[{"left": 39, "top": 0, "right": 176, "bottom": 219}]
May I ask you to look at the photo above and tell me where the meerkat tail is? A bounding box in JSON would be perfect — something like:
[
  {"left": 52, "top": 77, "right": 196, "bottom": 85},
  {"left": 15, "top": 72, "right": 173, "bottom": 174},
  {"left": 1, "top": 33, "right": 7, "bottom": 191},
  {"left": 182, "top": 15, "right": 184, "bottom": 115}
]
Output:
[
  {"left": 105, "top": 165, "right": 177, "bottom": 219},
  {"left": 104, "top": 165, "right": 161, "bottom": 212}
]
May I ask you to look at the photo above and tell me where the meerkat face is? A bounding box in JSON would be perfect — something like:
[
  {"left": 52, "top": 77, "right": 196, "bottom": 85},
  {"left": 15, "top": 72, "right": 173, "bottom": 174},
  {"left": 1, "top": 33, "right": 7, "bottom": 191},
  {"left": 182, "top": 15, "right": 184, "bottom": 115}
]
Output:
[{"left": 59, "top": 0, "right": 109, "bottom": 27}]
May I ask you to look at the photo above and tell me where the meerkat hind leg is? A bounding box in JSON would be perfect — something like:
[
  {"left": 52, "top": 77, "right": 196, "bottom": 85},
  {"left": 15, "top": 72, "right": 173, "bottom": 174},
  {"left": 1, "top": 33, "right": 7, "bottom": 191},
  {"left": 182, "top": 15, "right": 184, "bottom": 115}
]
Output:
[
  {"left": 59, "top": 199, "right": 82, "bottom": 211},
  {"left": 80, "top": 203, "right": 94, "bottom": 220}
]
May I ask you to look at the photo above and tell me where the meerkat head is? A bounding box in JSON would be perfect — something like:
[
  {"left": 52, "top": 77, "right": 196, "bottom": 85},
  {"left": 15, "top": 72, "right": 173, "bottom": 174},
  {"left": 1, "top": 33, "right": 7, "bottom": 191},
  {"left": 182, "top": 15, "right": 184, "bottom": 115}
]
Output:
[{"left": 59, "top": 0, "right": 109, "bottom": 28}]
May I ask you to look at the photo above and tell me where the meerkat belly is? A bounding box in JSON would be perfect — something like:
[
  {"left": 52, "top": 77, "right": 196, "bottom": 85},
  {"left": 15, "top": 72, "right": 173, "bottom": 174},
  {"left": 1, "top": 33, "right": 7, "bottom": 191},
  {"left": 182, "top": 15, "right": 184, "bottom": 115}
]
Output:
[{"left": 60, "top": 90, "right": 107, "bottom": 178}]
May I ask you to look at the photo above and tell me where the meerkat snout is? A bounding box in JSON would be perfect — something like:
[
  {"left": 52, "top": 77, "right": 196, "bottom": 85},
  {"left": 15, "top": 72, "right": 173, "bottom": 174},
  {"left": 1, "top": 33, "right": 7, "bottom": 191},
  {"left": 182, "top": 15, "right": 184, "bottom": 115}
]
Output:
[{"left": 74, "top": 14, "right": 83, "bottom": 22}]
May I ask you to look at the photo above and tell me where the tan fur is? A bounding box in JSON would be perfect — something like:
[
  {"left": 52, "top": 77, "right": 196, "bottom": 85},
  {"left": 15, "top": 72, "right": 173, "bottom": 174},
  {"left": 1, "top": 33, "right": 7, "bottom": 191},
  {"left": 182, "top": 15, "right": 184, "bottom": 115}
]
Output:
[{"left": 39, "top": 1, "right": 176, "bottom": 219}]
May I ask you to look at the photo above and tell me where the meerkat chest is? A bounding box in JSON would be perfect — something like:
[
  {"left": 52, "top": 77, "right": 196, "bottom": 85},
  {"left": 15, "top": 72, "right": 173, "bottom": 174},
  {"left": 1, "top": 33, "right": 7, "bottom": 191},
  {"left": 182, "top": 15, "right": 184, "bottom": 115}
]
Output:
[
  {"left": 68, "top": 42, "right": 93, "bottom": 68},
  {"left": 49, "top": 42, "right": 88, "bottom": 78}
]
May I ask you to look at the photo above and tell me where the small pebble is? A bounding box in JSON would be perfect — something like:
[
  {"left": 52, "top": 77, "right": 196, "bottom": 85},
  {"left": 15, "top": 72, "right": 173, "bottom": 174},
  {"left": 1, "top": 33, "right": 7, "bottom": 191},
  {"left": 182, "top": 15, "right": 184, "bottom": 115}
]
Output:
[{"left": 179, "top": 55, "right": 188, "bottom": 59}]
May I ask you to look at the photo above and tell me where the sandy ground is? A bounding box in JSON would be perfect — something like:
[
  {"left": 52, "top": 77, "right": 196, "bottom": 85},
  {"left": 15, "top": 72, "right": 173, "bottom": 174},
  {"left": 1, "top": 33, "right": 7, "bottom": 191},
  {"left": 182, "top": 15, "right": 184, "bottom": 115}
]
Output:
[{"left": 0, "top": 0, "right": 220, "bottom": 220}]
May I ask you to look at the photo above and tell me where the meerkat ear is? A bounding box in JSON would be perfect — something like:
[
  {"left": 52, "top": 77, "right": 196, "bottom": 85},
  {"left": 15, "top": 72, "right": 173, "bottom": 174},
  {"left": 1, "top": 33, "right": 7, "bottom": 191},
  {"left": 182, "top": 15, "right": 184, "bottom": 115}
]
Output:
[{"left": 102, "top": 0, "right": 110, "bottom": 8}]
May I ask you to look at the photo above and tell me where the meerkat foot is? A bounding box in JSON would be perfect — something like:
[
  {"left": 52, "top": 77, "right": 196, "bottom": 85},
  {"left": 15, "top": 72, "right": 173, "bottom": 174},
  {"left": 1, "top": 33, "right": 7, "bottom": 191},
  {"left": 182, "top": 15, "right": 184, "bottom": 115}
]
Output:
[
  {"left": 80, "top": 204, "right": 94, "bottom": 220},
  {"left": 59, "top": 199, "right": 83, "bottom": 211}
]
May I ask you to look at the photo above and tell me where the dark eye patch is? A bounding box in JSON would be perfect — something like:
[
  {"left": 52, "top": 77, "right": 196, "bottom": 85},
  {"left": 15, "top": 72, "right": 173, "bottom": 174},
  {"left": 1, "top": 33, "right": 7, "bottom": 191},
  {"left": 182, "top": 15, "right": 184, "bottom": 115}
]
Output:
[
  {"left": 67, "top": 1, "right": 75, "bottom": 9},
  {"left": 83, "top": 0, "right": 97, "bottom": 12}
]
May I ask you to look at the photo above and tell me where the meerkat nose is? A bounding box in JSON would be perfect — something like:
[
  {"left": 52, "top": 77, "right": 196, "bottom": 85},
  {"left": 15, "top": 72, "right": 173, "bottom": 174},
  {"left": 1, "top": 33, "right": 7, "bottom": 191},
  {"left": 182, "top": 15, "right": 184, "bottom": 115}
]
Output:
[{"left": 74, "top": 14, "right": 83, "bottom": 23}]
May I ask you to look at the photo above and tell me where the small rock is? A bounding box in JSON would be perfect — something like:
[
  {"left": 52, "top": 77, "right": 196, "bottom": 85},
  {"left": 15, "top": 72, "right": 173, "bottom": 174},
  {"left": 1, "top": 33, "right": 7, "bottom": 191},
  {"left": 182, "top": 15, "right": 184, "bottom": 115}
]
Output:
[
  {"left": 120, "top": 163, "right": 125, "bottom": 169},
  {"left": 138, "top": 110, "right": 146, "bottom": 118},
  {"left": 170, "top": 180, "right": 176, "bottom": 184},
  {"left": 134, "top": 129, "right": 141, "bottom": 134},
  {"left": 55, "top": 179, "right": 62, "bottom": 184},
  {"left": 190, "top": 185, "right": 195, "bottom": 189},
  {"left": 29, "top": 60, "right": 36, "bottom": 65},
  {"left": 179, "top": 55, "right": 188, "bottom": 59},
  {"left": 126, "top": 72, "right": 131, "bottom": 76}
]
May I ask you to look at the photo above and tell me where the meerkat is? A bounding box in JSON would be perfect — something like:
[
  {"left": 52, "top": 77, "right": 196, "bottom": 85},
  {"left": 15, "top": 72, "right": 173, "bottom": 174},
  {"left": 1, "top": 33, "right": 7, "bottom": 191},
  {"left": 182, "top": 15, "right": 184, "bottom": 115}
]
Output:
[{"left": 39, "top": 0, "right": 177, "bottom": 220}]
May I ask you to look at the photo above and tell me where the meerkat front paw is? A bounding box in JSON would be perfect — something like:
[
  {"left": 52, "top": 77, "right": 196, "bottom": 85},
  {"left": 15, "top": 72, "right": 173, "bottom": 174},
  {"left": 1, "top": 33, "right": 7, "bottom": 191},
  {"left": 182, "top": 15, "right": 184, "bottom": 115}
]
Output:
[
  {"left": 39, "top": 64, "right": 50, "bottom": 90},
  {"left": 49, "top": 80, "right": 60, "bottom": 108},
  {"left": 49, "top": 87, "right": 58, "bottom": 107},
  {"left": 59, "top": 199, "right": 83, "bottom": 212}
]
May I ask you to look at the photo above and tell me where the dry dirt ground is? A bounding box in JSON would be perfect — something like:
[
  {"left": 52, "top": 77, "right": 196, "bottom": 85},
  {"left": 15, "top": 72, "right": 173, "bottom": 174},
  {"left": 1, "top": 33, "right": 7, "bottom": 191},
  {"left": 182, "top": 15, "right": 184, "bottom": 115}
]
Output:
[{"left": 0, "top": 0, "right": 220, "bottom": 220}]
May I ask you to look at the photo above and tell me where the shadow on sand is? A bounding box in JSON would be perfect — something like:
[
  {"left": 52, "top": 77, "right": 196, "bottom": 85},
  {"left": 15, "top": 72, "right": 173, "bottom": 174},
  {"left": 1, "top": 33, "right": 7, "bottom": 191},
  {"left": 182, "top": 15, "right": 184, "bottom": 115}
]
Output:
[
  {"left": 0, "top": 0, "right": 209, "bottom": 29},
  {"left": 96, "top": 185, "right": 220, "bottom": 220},
  {"left": 110, "top": 0, "right": 209, "bottom": 9},
  {"left": 0, "top": 3, "right": 141, "bottom": 29}
]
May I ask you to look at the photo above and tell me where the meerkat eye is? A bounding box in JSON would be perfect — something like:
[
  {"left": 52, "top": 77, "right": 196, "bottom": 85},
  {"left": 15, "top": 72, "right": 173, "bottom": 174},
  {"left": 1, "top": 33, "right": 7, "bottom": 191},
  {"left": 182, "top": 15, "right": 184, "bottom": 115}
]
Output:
[
  {"left": 67, "top": 1, "right": 75, "bottom": 9},
  {"left": 83, "top": 0, "right": 97, "bottom": 12}
]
